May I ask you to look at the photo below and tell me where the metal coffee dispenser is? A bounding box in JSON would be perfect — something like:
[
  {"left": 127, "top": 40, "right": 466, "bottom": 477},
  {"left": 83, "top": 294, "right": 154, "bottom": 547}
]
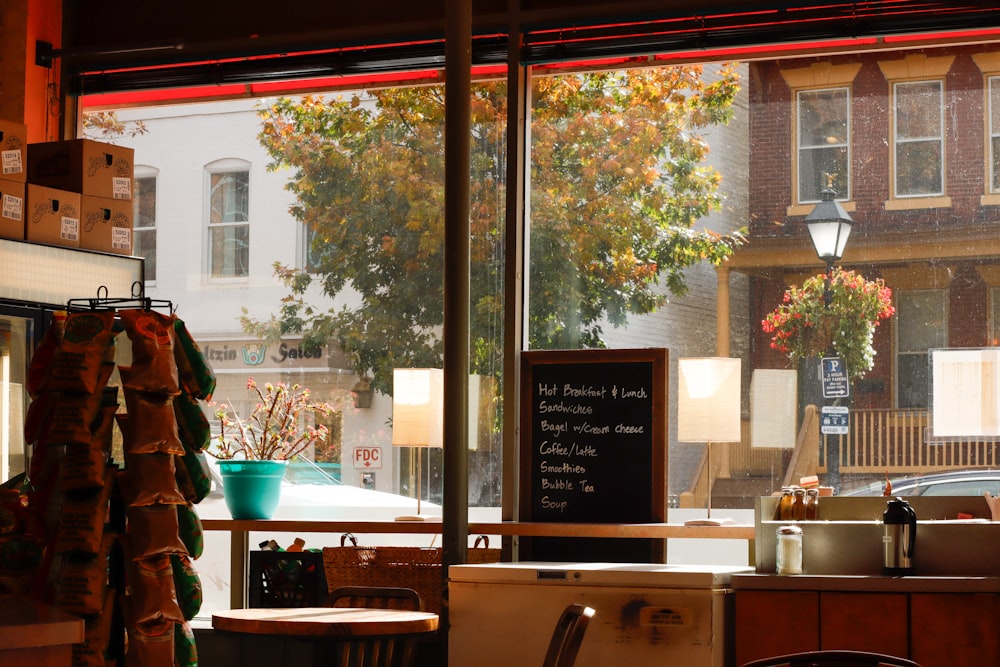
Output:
[{"left": 883, "top": 497, "right": 917, "bottom": 575}]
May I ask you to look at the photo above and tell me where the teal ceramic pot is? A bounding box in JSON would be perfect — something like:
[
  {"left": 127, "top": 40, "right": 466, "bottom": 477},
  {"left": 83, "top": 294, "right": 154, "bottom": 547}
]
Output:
[{"left": 218, "top": 460, "right": 287, "bottom": 519}]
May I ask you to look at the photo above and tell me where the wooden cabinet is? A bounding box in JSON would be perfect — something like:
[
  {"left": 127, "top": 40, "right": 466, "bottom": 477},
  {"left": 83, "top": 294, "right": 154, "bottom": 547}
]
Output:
[
  {"left": 911, "top": 593, "right": 1000, "bottom": 667},
  {"left": 734, "top": 591, "right": 818, "bottom": 666},
  {"left": 735, "top": 588, "right": 1000, "bottom": 667},
  {"left": 818, "top": 592, "right": 907, "bottom": 654}
]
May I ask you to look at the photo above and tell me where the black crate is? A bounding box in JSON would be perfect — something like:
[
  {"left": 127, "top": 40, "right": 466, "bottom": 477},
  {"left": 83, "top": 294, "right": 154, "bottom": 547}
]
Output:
[{"left": 248, "top": 550, "right": 328, "bottom": 608}]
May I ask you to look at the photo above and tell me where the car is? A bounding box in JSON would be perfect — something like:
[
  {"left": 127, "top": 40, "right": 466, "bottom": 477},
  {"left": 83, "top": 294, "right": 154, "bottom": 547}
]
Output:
[{"left": 844, "top": 469, "right": 1000, "bottom": 497}]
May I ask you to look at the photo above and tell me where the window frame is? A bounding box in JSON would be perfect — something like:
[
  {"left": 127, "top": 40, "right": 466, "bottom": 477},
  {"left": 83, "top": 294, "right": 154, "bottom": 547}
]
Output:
[
  {"left": 205, "top": 159, "right": 251, "bottom": 280},
  {"left": 133, "top": 167, "right": 159, "bottom": 283},
  {"left": 892, "top": 78, "right": 945, "bottom": 200},
  {"left": 795, "top": 86, "right": 852, "bottom": 205},
  {"left": 894, "top": 288, "right": 947, "bottom": 410}
]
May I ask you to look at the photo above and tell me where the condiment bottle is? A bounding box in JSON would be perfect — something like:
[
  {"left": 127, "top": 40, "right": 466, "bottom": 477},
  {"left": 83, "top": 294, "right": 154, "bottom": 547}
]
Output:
[
  {"left": 287, "top": 537, "right": 306, "bottom": 552},
  {"left": 776, "top": 487, "right": 794, "bottom": 521},
  {"left": 776, "top": 525, "right": 803, "bottom": 575},
  {"left": 804, "top": 488, "right": 819, "bottom": 520},
  {"left": 791, "top": 487, "right": 806, "bottom": 521}
]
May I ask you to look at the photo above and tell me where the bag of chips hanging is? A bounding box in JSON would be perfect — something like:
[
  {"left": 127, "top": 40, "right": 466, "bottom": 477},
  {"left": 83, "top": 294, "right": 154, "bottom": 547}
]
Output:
[
  {"left": 54, "top": 467, "right": 114, "bottom": 556},
  {"left": 119, "top": 389, "right": 185, "bottom": 456},
  {"left": 117, "top": 454, "right": 185, "bottom": 507},
  {"left": 170, "top": 553, "right": 203, "bottom": 620},
  {"left": 173, "top": 390, "right": 211, "bottom": 453},
  {"left": 60, "top": 390, "right": 118, "bottom": 493},
  {"left": 26, "top": 310, "right": 65, "bottom": 398},
  {"left": 175, "top": 503, "right": 203, "bottom": 559},
  {"left": 47, "top": 310, "right": 117, "bottom": 395},
  {"left": 124, "top": 504, "right": 187, "bottom": 560},
  {"left": 173, "top": 317, "right": 216, "bottom": 401},
  {"left": 118, "top": 309, "right": 180, "bottom": 396}
]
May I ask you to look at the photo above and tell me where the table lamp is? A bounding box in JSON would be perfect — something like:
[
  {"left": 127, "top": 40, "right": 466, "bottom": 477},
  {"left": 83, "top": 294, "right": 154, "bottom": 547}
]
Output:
[
  {"left": 678, "top": 357, "right": 741, "bottom": 523},
  {"left": 392, "top": 368, "right": 443, "bottom": 521}
]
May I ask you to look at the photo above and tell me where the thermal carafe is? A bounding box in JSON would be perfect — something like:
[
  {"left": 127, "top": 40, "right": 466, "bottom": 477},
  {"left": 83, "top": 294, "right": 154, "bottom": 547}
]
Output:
[{"left": 882, "top": 497, "right": 917, "bottom": 575}]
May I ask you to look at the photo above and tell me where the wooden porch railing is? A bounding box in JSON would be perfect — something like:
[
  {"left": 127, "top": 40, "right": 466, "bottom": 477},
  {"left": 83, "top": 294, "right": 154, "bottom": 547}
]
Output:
[{"left": 689, "top": 407, "right": 1000, "bottom": 503}]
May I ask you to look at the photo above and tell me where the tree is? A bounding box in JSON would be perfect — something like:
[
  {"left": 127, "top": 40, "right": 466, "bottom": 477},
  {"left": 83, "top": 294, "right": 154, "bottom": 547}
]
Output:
[
  {"left": 82, "top": 111, "right": 147, "bottom": 140},
  {"left": 246, "top": 65, "right": 745, "bottom": 394}
]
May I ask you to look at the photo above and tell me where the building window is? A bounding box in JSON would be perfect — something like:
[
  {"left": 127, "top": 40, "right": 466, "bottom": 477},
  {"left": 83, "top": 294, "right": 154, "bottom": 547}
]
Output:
[
  {"left": 207, "top": 164, "right": 249, "bottom": 278},
  {"left": 133, "top": 171, "right": 157, "bottom": 281},
  {"left": 304, "top": 225, "right": 325, "bottom": 274},
  {"left": 989, "top": 76, "right": 1000, "bottom": 194},
  {"left": 893, "top": 80, "right": 944, "bottom": 198},
  {"left": 896, "top": 289, "right": 947, "bottom": 409},
  {"left": 797, "top": 87, "right": 850, "bottom": 203}
]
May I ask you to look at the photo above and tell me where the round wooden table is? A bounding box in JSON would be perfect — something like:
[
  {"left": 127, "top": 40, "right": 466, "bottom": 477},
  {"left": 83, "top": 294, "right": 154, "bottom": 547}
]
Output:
[{"left": 212, "top": 607, "right": 439, "bottom": 638}]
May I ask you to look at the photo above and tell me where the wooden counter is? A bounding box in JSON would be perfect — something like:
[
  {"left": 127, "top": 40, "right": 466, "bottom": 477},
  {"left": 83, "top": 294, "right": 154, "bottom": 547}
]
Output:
[
  {"left": 0, "top": 595, "right": 84, "bottom": 667},
  {"left": 201, "top": 519, "right": 756, "bottom": 608}
]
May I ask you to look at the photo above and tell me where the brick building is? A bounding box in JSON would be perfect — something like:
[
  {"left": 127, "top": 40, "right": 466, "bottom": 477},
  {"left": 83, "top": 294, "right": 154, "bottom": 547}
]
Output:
[{"left": 729, "top": 43, "right": 1000, "bottom": 416}]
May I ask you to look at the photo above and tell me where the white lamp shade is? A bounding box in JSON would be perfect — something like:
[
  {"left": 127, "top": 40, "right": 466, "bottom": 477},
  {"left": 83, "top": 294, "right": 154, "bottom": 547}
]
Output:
[
  {"left": 805, "top": 218, "right": 852, "bottom": 262},
  {"left": 750, "top": 369, "right": 798, "bottom": 449},
  {"left": 391, "top": 368, "right": 444, "bottom": 448},
  {"left": 677, "top": 357, "right": 741, "bottom": 443},
  {"left": 931, "top": 349, "right": 1000, "bottom": 438}
]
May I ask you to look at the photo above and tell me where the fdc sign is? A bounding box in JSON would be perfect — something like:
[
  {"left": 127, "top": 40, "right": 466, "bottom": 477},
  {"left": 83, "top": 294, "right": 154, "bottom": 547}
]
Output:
[{"left": 353, "top": 447, "right": 382, "bottom": 469}]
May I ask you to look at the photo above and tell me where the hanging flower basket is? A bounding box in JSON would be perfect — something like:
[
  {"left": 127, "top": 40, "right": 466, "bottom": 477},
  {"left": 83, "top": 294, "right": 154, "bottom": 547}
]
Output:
[{"left": 761, "top": 268, "right": 895, "bottom": 380}]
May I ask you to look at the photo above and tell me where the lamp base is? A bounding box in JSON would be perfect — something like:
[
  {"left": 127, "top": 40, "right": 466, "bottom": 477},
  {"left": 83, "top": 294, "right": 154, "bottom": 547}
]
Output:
[
  {"left": 394, "top": 514, "right": 442, "bottom": 522},
  {"left": 683, "top": 516, "right": 736, "bottom": 526}
]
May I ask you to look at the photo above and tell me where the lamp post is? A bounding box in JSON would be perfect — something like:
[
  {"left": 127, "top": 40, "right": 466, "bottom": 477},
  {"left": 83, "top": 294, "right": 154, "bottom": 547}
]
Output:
[{"left": 803, "top": 176, "right": 853, "bottom": 493}]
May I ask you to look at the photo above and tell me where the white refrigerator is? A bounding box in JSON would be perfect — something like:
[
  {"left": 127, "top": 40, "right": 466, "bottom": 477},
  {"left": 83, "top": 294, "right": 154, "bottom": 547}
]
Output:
[{"left": 448, "top": 562, "right": 752, "bottom": 667}]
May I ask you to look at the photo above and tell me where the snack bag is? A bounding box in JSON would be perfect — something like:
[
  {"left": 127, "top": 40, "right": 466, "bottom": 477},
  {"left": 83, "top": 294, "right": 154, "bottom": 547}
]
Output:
[
  {"left": 173, "top": 317, "right": 216, "bottom": 400},
  {"left": 118, "top": 309, "right": 180, "bottom": 396},
  {"left": 47, "top": 310, "right": 117, "bottom": 395}
]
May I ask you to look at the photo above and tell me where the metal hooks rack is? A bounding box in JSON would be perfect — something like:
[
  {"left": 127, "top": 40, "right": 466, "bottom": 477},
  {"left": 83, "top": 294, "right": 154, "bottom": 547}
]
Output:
[{"left": 66, "top": 281, "right": 175, "bottom": 314}]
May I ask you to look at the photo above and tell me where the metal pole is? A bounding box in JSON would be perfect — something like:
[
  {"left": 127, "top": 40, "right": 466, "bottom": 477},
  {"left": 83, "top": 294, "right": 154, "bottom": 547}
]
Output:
[
  {"left": 442, "top": 0, "right": 471, "bottom": 646},
  {"left": 823, "top": 259, "right": 841, "bottom": 493}
]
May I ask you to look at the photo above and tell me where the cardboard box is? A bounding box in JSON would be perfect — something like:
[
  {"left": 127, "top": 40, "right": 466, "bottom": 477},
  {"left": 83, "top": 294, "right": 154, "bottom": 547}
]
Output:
[
  {"left": 26, "top": 184, "right": 80, "bottom": 248},
  {"left": 0, "top": 119, "right": 27, "bottom": 182},
  {"left": 80, "top": 195, "right": 132, "bottom": 255},
  {"left": 28, "top": 139, "right": 134, "bottom": 200},
  {"left": 0, "top": 178, "right": 25, "bottom": 240}
]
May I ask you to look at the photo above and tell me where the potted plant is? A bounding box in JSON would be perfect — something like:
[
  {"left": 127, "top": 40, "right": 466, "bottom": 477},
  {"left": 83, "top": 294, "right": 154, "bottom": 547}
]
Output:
[
  {"left": 210, "top": 377, "right": 334, "bottom": 519},
  {"left": 761, "top": 267, "right": 895, "bottom": 380}
]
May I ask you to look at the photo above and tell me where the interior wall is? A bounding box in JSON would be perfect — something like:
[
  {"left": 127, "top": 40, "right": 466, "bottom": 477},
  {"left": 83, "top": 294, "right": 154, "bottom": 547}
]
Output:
[{"left": 6, "top": 0, "right": 61, "bottom": 141}]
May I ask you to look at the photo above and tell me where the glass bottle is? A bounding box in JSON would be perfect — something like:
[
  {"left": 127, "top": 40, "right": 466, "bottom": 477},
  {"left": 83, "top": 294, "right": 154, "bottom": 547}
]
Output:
[
  {"left": 805, "top": 488, "right": 819, "bottom": 520},
  {"left": 791, "top": 487, "right": 806, "bottom": 521},
  {"left": 776, "top": 487, "right": 794, "bottom": 521}
]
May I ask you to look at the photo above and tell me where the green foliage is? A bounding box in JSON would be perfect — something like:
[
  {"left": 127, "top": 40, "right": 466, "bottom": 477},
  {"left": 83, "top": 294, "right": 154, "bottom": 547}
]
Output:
[
  {"left": 246, "top": 66, "right": 745, "bottom": 394},
  {"left": 761, "top": 268, "right": 896, "bottom": 379}
]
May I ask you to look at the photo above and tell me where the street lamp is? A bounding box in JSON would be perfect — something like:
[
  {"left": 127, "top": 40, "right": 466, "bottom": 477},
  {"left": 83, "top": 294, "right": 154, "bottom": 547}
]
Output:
[
  {"left": 803, "top": 175, "right": 853, "bottom": 494},
  {"left": 803, "top": 179, "right": 853, "bottom": 306}
]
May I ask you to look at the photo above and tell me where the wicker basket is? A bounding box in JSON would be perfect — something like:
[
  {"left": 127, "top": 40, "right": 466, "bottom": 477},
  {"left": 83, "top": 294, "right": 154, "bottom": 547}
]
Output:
[
  {"left": 249, "top": 550, "right": 328, "bottom": 608},
  {"left": 322, "top": 534, "right": 500, "bottom": 613}
]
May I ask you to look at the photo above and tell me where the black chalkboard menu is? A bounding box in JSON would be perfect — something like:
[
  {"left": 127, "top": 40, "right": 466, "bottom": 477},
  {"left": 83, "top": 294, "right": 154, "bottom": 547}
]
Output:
[{"left": 518, "top": 348, "right": 667, "bottom": 562}]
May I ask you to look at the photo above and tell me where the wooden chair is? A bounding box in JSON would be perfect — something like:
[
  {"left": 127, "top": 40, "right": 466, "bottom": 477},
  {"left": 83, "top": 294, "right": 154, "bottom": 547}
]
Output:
[
  {"left": 541, "top": 604, "right": 595, "bottom": 667},
  {"left": 327, "top": 586, "right": 424, "bottom": 611},
  {"left": 743, "top": 650, "right": 920, "bottom": 667},
  {"left": 325, "top": 586, "right": 427, "bottom": 667}
]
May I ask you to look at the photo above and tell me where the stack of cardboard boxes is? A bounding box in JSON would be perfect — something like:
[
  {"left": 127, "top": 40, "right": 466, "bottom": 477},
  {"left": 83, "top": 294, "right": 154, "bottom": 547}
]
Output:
[
  {"left": 0, "top": 119, "right": 27, "bottom": 242},
  {"left": 0, "top": 117, "right": 134, "bottom": 256}
]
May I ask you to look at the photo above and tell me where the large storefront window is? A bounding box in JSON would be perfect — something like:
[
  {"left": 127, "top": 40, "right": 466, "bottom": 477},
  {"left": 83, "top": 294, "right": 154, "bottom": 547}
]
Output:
[{"left": 61, "top": 38, "right": 1000, "bottom": 617}]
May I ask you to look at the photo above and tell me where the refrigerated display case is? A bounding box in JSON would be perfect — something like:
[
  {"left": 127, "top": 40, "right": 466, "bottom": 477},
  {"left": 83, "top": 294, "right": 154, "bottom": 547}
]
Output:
[
  {"left": 448, "top": 561, "right": 753, "bottom": 667},
  {"left": 0, "top": 306, "right": 42, "bottom": 485}
]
